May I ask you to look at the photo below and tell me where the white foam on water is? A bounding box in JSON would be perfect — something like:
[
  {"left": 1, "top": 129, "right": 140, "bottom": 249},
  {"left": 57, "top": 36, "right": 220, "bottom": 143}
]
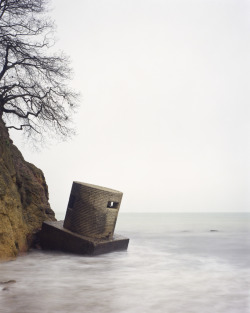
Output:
[{"left": 0, "top": 213, "right": 249, "bottom": 313}]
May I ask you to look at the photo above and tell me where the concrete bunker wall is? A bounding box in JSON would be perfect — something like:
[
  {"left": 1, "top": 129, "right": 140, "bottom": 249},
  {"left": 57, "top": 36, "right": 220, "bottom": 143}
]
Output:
[{"left": 63, "top": 182, "right": 123, "bottom": 239}]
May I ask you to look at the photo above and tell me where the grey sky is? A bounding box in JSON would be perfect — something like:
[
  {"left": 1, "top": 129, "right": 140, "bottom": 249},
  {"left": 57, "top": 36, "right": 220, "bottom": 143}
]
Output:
[{"left": 11, "top": 0, "right": 250, "bottom": 215}]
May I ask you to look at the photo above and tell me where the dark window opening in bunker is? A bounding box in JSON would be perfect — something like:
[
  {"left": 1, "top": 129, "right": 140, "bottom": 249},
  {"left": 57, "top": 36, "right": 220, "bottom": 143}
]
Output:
[{"left": 107, "top": 201, "right": 119, "bottom": 209}]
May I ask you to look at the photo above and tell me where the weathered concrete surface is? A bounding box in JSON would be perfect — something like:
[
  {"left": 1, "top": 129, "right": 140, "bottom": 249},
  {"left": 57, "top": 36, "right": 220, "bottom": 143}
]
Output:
[
  {"left": 0, "top": 116, "right": 56, "bottom": 261},
  {"left": 64, "top": 182, "right": 123, "bottom": 239},
  {"left": 40, "top": 221, "right": 129, "bottom": 255}
]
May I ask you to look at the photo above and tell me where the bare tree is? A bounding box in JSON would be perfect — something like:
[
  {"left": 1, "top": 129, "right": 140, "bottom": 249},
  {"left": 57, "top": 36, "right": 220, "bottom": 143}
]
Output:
[{"left": 0, "top": 0, "right": 78, "bottom": 140}]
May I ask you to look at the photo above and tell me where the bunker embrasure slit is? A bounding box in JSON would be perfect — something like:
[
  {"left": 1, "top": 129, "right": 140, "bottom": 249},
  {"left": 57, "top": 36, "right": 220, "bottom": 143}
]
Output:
[{"left": 107, "top": 201, "right": 119, "bottom": 209}]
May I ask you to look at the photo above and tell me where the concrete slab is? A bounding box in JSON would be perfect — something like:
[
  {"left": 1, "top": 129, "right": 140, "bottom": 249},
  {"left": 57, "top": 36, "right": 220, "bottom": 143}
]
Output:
[{"left": 40, "top": 221, "right": 129, "bottom": 256}]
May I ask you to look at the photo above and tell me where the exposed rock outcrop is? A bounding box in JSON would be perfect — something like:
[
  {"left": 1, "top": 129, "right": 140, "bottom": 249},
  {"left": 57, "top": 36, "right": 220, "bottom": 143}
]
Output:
[{"left": 0, "top": 116, "right": 56, "bottom": 260}]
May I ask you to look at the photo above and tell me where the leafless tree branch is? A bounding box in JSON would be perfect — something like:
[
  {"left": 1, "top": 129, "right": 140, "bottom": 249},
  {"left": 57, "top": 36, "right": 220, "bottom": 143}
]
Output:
[{"left": 0, "top": 0, "right": 79, "bottom": 142}]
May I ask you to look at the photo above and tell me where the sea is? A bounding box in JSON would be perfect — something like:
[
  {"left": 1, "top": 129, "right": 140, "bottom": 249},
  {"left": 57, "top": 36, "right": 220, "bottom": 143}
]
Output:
[{"left": 0, "top": 213, "right": 249, "bottom": 313}]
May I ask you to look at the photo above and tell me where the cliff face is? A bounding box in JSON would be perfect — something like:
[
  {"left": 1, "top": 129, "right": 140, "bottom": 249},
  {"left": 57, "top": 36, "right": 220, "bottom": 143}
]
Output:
[{"left": 0, "top": 116, "right": 56, "bottom": 260}]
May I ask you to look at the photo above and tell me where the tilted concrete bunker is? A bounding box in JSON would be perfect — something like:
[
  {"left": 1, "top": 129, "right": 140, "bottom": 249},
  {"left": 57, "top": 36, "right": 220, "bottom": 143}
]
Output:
[
  {"left": 63, "top": 182, "right": 123, "bottom": 239},
  {"left": 40, "top": 182, "right": 129, "bottom": 255}
]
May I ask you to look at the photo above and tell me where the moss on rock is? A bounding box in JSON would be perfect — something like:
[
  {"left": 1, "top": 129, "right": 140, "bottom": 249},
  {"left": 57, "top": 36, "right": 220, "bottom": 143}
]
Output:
[{"left": 0, "top": 117, "right": 56, "bottom": 260}]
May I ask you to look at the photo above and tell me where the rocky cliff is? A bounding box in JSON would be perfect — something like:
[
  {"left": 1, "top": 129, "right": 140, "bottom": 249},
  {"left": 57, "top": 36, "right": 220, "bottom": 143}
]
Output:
[{"left": 0, "top": 116, "right": 56, "bottom": 260}]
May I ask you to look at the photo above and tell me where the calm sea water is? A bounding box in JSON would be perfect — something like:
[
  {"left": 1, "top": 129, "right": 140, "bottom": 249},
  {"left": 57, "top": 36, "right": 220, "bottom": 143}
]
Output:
[{"left": 0, "top": 213, "right": 249, "bottom": 313}]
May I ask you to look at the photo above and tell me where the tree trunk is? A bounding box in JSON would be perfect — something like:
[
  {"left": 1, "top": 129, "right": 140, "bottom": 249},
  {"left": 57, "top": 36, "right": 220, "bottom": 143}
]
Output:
[{"left": 0, "top": 116, "right": 56, "bottom": 260}]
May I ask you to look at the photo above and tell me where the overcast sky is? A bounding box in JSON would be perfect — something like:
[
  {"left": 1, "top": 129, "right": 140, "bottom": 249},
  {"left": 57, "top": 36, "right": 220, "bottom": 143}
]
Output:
[{"left": 10, "top": 0, "right": 250, "bottom": 216}]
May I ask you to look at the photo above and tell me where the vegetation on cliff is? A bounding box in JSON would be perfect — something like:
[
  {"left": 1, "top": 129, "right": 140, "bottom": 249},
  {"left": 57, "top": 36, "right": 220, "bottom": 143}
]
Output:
[
  {"left": 0, "top": 116, "right": 55, "bottom": 260},
  {"left": 0, "top": 0, "right": 78, "bottom": 259}
]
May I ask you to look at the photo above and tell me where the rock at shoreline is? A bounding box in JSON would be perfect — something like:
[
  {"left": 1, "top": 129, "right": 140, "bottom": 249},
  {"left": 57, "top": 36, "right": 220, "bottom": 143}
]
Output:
[
  {"left": 0, "top": 280, "right": 16, "bottom": 284},
  {"left": 0, "top": 116, "right": 56, "bottom": 260}
]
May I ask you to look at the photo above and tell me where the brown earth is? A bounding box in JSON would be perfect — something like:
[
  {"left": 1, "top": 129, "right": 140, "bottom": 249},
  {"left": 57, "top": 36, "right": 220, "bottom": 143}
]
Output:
[{"left": 0, "top": 116, "right": 56, "bottom": 261}]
